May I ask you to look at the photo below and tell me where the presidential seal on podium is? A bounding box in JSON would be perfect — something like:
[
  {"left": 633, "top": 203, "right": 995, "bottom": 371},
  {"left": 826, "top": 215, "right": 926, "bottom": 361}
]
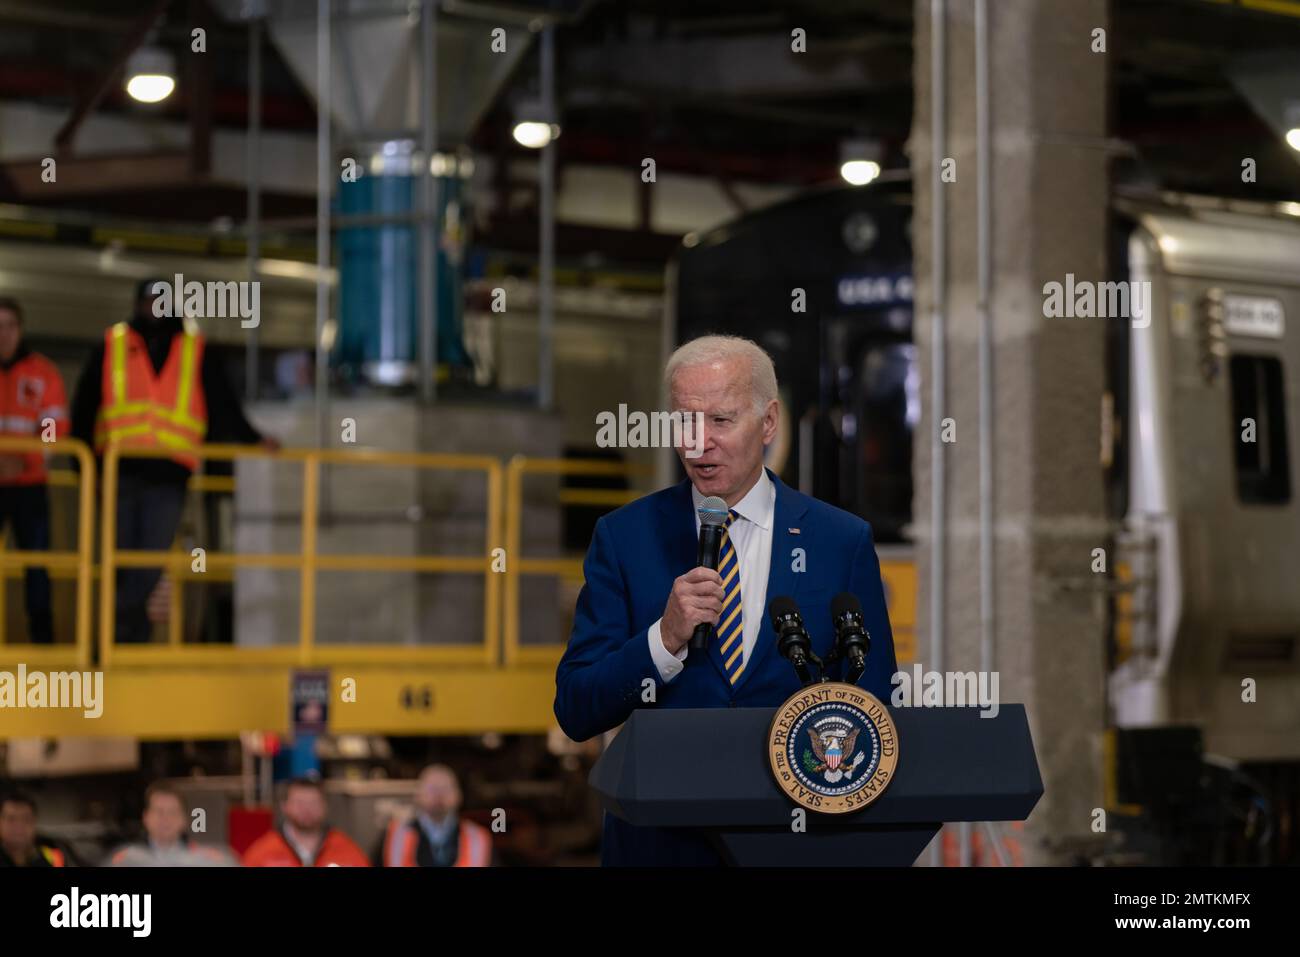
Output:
[{"left": 767, "top": 681, "right": 898, "bottom": 814}]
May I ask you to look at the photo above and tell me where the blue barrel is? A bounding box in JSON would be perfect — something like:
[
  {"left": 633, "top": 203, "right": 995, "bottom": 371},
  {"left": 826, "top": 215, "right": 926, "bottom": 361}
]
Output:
[{"left": 337, "top": 147, "right": 470, "bottom": 386}]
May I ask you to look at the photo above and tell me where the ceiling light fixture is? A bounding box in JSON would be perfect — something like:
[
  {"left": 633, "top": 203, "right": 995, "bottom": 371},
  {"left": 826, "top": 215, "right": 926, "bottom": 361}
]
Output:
[
  {"left": 840, "top": 139, "right": 882, "bottom": 186},
  {"left": 125, "top": 46, "right": 176, "bottom": 103}
]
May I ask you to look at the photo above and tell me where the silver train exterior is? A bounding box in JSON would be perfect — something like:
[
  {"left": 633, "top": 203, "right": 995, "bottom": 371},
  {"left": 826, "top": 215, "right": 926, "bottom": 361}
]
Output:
[{"left": 1111, "top": 197, "right": 1300, "bottom": 763}]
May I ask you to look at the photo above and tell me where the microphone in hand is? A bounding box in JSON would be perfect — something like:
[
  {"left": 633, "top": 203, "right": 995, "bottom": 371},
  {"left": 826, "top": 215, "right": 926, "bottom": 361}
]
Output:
[{"left": 690, "top": 496, "right": 729, "bottom": 652}]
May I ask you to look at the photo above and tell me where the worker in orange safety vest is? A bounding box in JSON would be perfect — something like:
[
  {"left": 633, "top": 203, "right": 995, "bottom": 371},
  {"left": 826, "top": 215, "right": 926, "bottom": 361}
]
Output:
[
  {"left": 376, "top": 764, "right": 493, "bottom": 867},
  {"left": 70, "top": 280, "right": 278, "bottom": 642},
  {"left": 0, "top": 296, "right": 67, "bottom": 643},
  {"left": 242, "top": 776, "right": 370, "bottom": 868}
]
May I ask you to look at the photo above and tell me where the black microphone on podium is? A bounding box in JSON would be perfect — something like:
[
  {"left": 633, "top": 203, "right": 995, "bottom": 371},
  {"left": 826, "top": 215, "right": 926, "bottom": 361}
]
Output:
[
  {"left": 769, "top": 596, "right": 823, "bottom": 687},
  {"left": 691, "top": 496, "right": 730, "bottom": 652},
  {"left": 830, "top": 592, "right": 871, "bottom": 684}
]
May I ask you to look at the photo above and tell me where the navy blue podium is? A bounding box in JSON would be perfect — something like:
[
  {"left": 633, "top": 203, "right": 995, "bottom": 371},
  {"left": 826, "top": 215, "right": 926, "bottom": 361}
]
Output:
[{"left": 589, "top": 705, "right": 1043, "bottom": 866}]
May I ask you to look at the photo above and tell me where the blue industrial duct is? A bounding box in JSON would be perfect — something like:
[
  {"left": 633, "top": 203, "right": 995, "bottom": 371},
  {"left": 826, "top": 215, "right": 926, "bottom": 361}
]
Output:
[{"left": 337, "top": 145, "right": 471, "bottom": 387}]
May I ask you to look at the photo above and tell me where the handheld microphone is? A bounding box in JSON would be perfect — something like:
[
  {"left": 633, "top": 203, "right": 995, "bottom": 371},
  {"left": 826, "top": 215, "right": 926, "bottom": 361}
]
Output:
[
  {"left": 769, "top": 596, "right": 821, "bottom": 686},
  {"left": 830, "top": 593, "right": 871, "bottom": 683},
  {"left": 691, "top": 496, "right": 729, "bottom": 651}
]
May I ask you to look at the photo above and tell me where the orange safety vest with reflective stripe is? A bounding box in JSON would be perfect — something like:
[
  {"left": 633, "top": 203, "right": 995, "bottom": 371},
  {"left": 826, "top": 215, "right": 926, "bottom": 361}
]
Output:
[
  {"left": 0, "top": 350, "right": 68, "bottom": 485},
  {"left": 382, "top": 817, "right": 492, "bottom": 867},
  {"left": 0, "top": 841, "right": 66, "bottom": 867},
  {"left": 241, "top": 828, "right": 371, "bottom": 868},
  {"left": 93, "top": 322, "right": 207, "bottom": 471}
]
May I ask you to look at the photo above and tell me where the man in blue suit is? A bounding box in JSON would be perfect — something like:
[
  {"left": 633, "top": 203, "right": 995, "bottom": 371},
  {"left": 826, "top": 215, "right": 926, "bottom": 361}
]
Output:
[{"left": 554, "top": 334, "right": 898, "bottom": 865}]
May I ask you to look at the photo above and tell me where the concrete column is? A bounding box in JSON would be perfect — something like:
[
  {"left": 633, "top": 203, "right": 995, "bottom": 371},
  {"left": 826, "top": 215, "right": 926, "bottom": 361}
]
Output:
[{"left": 911, "top": 0, "right": 1111, "bottom": 865}]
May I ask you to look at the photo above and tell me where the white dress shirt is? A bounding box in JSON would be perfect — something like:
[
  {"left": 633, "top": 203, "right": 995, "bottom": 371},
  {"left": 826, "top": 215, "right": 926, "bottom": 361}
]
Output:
[{"left": 648, "top": 469, "right": 775, "bottom": 682}]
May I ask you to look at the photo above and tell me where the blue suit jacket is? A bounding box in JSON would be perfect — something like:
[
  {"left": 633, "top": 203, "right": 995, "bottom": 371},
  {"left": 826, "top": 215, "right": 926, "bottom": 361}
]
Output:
[{"left": 554, "top": 469, "right": 898, "bottom": 866}]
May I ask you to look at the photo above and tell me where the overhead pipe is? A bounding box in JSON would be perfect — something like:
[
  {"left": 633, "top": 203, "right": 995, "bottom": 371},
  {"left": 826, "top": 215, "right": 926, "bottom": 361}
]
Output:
[
  {"left": 975, "top": 0, "right": 996, "bottom": 708},
  {"left": 928, "top": 0, "right": 949, "bottom": 869},
  {"left": 419, "top": 0, "right": 439, "bottom": 403},
  {"left": 315, "top": 0, "right": 331, "bottom": 457},
  {"left": 245, "top": 7, "right": 264, "bottom": 401},
  {"left": 970, "top": 0, "right": 997, "bottom": 869},
  {"left": 538, "top": 24, "right": 556, "bottom": 410}
]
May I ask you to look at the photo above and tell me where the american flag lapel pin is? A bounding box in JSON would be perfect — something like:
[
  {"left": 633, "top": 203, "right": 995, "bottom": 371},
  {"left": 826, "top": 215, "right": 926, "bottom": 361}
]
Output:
[{"left": 788, "top": 527, "right": 800, "bottom": 535}]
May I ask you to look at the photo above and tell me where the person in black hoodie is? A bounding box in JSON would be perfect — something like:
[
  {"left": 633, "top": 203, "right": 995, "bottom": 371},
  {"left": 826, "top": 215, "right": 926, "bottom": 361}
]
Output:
[{"left": 71, "top": 280, "right": 278, "bottom": 643}]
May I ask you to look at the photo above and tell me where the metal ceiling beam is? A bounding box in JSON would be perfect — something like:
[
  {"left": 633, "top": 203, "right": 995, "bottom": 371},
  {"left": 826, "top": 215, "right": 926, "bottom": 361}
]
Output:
[
  {"left": 564, "top": 84, "right": 903, "bottom": 130},
  {"left": 0, "top": 0, "right": 245, "bottom": 38},
  {"left": 0, "top": 1, "right": 154, "bottom": 32},
  {"left": 565, "top": 33, "right": 903, "bottom": 99},
  {"left": 1, "top": 152, "right": 195, "bottom": 198}
]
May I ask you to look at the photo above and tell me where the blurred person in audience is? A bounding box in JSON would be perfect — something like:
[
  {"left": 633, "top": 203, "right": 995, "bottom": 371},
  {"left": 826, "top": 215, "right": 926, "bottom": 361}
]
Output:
[
  {"left": 70, "top": 279, "right": 279, "bottom": 642},
  {"left": 242, "top": 776, "right": 369, "bottom": 867},
  {"left": 107, "top": 782, "right": 236, "bottom": 866},
  {"left": 0, "top": 296, "right": 68, "bottom": 643},
  {"left": 0, "top": 791, "right": 66, "bottom": 867},
  {"left": 375, "top": 764, "right": 492, "bottom": 867}
]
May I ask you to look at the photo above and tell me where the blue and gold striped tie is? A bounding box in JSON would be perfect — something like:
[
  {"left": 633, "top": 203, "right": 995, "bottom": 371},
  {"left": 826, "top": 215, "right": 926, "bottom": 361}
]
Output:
[{"left": 714, "top": 509, "right": 745, "bottom": 684}]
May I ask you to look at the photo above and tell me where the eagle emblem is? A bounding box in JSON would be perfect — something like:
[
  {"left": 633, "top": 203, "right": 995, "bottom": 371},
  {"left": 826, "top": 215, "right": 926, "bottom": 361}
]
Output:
[
  {"left": 804, "top": 718, "right": 867, "bottom": 784},
  {"left": 768, "top": 682, "right": 898, "bottom": 814}
]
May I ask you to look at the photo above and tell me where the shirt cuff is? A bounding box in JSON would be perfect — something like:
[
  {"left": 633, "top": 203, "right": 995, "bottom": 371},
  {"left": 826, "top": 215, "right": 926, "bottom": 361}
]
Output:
[{"left": 647, "top": 619, "right": 688, "bottom": 682}]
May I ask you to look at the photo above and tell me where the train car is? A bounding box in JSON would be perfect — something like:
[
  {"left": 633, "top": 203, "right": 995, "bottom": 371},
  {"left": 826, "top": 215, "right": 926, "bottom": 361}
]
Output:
[{"left": 1108, "top": 195, "right": 1300, "bottom": 762}]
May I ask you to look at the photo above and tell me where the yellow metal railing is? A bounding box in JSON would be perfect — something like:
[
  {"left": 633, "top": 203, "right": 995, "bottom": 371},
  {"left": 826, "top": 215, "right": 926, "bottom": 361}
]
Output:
[
  {"left": 0, "top": 438, "right": 96, "bottom": 669},
  {"left": 49, "top": 469, "right": 234, "bottom": 495},
  {"left": 5, "top": 468, "right": 237, "bottom": 651},
  {"left": 55, "top": 465, "right": 239, "bottom": 650},
  {"left": 99, "top": 443, "right": 502, "bottom": 668},
  {"left": 503, "top": 455, "right": 649, "bottom": 666},
  {"left": 1, "top": 444, "right": 644, "bottom": 669}
]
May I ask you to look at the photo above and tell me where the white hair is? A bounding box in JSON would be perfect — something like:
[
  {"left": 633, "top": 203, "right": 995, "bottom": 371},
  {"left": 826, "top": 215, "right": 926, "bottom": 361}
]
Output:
[{"left": 664, "top": 334, "right": 778, "bottom": 415}]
